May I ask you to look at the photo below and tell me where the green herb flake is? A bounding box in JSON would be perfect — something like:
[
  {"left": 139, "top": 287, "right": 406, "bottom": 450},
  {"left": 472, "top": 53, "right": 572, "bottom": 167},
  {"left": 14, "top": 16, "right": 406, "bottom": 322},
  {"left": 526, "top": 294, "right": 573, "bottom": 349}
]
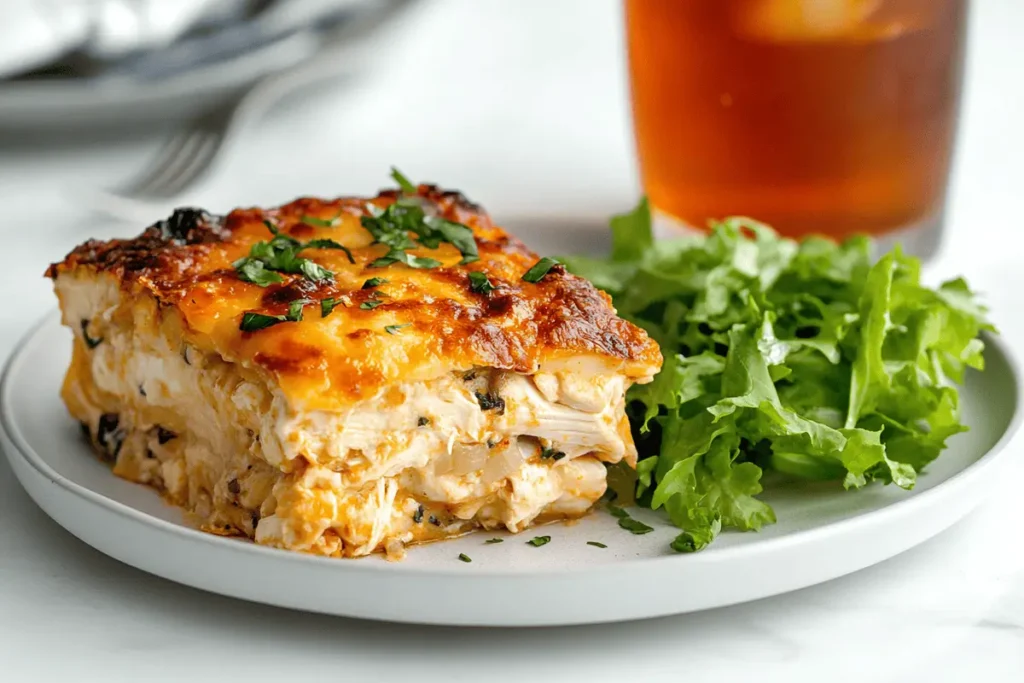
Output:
[
  {"left": 359, "top": 170, "right": 478, "bottom": 269},
  {"left": 360, "top": 299, "right": 384, "bottom": 311},
  {"left": 320, "top": 298, "right": 337, "bottom": 318},
  {"left": 298, "top": 259, "right": 333, "bottom": 282},
  {"left": 607, "top": 505, "right": 629, "bottom": 519},
  {"left": 522, "top": 257, "right": 561, "bottom": 283},
  {"left": 417, "top": 416, "right": 430, "bottom": 427},
  {"left": 300, "top": 212, "right": 342, "bottom": 228},
  {"left": 286, "top": 299, "right": 309, "bottom": 322},
  {"left": 424, "top": 216, "right": 479, "bottom": 264},
  {"left": 527, "top": 536, "right": 551, "bottom": 547},
  {"left": 618, "top": 517, "right": 654, "bottom": 535},
  {"left": 262, "top": 219, "right": 279, "bottom": 235},
  {"left": 233, "top": 233, "right": 337, "bottom": 285},
  {"left": 240, "top": 298, "right": 308, "bottom": 332},
  {"left": 391, "top": 167, "right": 417, "bottom": 195},
  {"left": 234, "top": 258, "right": 285, "bottom": 287},
  {"left": 385, "top": 323, "right": 411, "bottom": 334},
  {"left": 607, "top": 505, "right": 654, "bottom": 535},
  {"left": 304, "top": 238, "right": 355, "bottom": 264},
  {"left": 240, "top": 312, "right": 287, "bottom": 332},
  {"left": 413, "top": 505, "right": 424, "bottom": 523},
  {"left": 458, "top": 553, "right": 472, "bottom": 563},
  {"left": 485, "top": 538, "right": 504, "bottom": 544},
  {"left": 587, "top": 541, "right": 608, "bottom": 548},
  {"left": 362, "top": 277, "right": 388, "bottom": 289},
  {"left": 474, "top": 391, "right": 505, "bottom": 413},
  {"left": 468, "top": 271, "right": 496, "bottom": 294},
  {"left": 371, "top": 250, "right": 442, "bottom": 270},
  {"left": 540, "top": 446, "right": 565, "bottom": 461}
]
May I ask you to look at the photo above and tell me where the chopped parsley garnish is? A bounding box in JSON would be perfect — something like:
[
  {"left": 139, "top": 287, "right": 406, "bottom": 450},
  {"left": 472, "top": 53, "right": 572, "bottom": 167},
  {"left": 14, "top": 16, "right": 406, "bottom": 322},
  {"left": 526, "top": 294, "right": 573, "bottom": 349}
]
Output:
[
  {"left": 422, "top": 216, "right": 479, "bottom": 265},
  {"left": 239, "top": 298, "right": 308, "bottom": 332},
  {"left": 360, "top": 299, "right": 384, "bottom": 310},
  {"left": 417, "top": 417, "right": 430, "bottom": 427},
  {"left": 362, "top": 200, "right": 430, "bottom": 268},
  {"left": 429, "top": 515, "right": 440, "bottom": 526},
  {"left": 240, "top": 312, "right": 285, "bottom": 332},
  {"left": 608, "top": 506, "right": 654, "bottom": 535},
  {"left": 287, "top": 299, "right": 309, "bottom": 320},
  {"left": 391, "top": 166, "right": 417, "bottom": 195},
  {"left": 485, "top": 538, "right": 504, "bottom": 544},
  {"left": 522, "top": 257, "right": 560, "bottom": 283},
  {"left": 360, "top": 170, "right": 479, "bottom": 268},
  {"left": 413, "top": 505, "right": 424, "bottom": 523},
  {"left": 587, "top": 541, "right": 608, "bottom": 548},
  {"left": 305, "top": 238, "right": 355, "bottom": 264},
  {"left": 458, "top": 553, "right": 472, "bottom": 563},
  {"left": 619, "top": 518, "right": 655, "bottom": 535},
  {"left": 607, "top": 506, "right": 629, "bottom": 519},
  {"left": 362, "top": 277, "right": 388, "bottom": 289},
  {"left": 235, "top": 259, "right": 284, "bottom": 287},
  {"left": 527, "top": 536, "right": 551, "bottom": 547},
  {"left": 320, "top": 298, "right": 337, "bottom": 318},
  {"left": 233, "top": 233, "right": 350, "bottom": 286},
  {"left": 80, "top": 319, "right": 103, "bottom": 349},
  {"left": 385, "top": 323, "right": 411, "bottom": 334},
  {"left": 468, "top": 271, "right": 495, "bottom": 294},
  {"left": 371, "top": 248, "right": 441, "bottom": 270},
  {"left": 300, "top": 211, "right": 342, "bottom": 228},
  {"left": 540, "top": 446, "right": 565, "bottom": 461},
  {"left": 474, "top": 391, "right": 505, "bottom": 413},
  {"left": 298, "top": 259, "right": 332, "bottom": 282},
  {"left": 262, "top": 219, "right": 279, "bottom": 235}
]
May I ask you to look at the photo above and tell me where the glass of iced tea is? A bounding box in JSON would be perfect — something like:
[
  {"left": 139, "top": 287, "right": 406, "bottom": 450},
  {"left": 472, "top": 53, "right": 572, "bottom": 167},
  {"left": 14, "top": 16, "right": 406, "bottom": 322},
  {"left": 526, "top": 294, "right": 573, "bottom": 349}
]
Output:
[{"left": 626, "top": 0, "right": 967, "bottom": 257}]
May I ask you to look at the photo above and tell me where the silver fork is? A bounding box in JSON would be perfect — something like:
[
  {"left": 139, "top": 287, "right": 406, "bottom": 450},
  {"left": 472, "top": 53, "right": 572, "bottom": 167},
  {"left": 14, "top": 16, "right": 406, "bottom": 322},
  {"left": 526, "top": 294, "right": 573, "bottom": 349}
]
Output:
[
  {"left": 111, "top": 104, "right": 236, "bottom": 201},
  {"left": 84, "top": 0, "right": 413, "bottom": 220}
]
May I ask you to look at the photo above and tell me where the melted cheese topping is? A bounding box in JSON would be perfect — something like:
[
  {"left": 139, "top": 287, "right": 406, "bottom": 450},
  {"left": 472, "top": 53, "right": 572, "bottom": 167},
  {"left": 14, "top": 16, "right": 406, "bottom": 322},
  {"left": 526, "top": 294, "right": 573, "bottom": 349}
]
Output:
[{"left": 47, "top": 187, "right": 661, "bottom": 412}]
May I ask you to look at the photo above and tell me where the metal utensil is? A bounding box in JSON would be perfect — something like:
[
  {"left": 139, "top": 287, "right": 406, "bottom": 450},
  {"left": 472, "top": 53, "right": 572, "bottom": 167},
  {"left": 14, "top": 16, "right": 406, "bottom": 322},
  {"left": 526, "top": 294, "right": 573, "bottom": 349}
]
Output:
[{"left": 83, "top": 0, "right": 412, "bottom": 220}]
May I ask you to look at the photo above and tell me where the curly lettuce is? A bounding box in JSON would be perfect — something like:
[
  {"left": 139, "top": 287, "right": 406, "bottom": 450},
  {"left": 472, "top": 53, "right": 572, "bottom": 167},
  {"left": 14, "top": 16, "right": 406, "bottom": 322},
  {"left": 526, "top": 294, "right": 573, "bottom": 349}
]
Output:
[{"left": 563, "top": 202, "right": 992, "bottom": 552}]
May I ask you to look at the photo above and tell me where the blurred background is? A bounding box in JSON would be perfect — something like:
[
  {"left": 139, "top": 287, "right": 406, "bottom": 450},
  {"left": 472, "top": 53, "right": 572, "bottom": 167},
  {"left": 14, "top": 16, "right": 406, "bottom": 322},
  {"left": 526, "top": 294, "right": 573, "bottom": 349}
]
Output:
[{"left": 0, "top": 0, "right": 1022, "bottom": 349}]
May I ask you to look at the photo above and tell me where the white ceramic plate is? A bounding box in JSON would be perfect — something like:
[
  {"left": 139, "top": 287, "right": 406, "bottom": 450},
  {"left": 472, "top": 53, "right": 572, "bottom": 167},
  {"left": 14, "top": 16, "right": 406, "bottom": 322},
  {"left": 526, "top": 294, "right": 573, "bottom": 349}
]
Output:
[{"left": 1, "top": 315, "right": 1020, "bottom": 627}]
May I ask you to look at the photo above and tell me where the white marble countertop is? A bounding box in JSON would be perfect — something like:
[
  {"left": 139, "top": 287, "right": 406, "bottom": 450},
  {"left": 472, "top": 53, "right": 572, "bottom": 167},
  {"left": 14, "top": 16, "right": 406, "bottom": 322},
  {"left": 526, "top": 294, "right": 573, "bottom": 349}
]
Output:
[{"left": 1, "top": 0, "right": 1023, "bottom": 680}]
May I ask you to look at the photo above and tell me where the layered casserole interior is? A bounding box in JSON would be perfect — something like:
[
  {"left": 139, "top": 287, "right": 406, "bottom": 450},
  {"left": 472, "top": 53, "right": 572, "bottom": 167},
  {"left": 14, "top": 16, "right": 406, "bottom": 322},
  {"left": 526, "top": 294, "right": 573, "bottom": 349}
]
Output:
[{"left": 48, "top": 180, "right": 661, "bottom": 558}]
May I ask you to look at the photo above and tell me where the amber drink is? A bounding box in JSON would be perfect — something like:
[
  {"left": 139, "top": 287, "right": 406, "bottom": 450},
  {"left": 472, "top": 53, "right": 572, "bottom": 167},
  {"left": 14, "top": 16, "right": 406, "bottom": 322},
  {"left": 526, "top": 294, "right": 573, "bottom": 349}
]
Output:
[{"left": 626, "top": 0, "right": 967, "bottom": 255}]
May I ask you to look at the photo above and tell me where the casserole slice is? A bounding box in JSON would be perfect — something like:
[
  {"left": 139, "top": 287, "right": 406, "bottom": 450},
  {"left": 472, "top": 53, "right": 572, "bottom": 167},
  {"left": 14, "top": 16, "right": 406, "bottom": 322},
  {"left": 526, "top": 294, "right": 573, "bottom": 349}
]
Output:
[{"left": 47, "top": 180, "right": 661, "bottom": 558}]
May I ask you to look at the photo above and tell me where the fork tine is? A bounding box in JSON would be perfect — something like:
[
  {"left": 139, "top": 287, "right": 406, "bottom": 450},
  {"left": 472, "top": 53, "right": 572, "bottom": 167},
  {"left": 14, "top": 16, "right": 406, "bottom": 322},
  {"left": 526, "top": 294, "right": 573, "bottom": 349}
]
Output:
[
  {"left": 126, "top": 133, "right": 210, "bottom": 198},
  {"left": 116, "top": 130, "right": 201, "bottom": 196},
  {"left": 150, "top": 133, "right": 224, "bottom": 199}
]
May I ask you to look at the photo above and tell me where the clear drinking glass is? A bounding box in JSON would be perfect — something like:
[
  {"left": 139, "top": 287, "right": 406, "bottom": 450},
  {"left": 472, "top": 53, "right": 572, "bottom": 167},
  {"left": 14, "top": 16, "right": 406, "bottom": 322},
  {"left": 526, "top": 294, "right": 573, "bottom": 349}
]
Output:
[{"left": 626, "top": 0, "right": 968, "bottom": 258}]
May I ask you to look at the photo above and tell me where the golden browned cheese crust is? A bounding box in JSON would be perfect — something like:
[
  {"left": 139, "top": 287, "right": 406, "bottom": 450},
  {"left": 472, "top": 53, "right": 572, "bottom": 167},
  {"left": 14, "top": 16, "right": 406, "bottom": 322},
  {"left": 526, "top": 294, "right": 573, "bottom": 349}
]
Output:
[{"left": 48, "top": 185, "right": 661, "bottom": 411}]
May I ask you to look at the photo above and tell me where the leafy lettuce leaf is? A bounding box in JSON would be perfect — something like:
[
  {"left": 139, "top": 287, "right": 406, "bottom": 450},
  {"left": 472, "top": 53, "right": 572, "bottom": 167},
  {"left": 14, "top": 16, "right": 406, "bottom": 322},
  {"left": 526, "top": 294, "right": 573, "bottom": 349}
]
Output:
[{"left": 564, "top": 200, "right": 992, "bottom": 552}]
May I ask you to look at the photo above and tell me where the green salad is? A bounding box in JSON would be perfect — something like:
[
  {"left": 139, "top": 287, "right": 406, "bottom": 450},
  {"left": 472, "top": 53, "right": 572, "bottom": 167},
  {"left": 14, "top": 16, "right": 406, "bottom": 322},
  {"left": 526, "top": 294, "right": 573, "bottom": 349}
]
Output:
[{"left": 562, "top": 200, "right": 993, "bottom": 552}]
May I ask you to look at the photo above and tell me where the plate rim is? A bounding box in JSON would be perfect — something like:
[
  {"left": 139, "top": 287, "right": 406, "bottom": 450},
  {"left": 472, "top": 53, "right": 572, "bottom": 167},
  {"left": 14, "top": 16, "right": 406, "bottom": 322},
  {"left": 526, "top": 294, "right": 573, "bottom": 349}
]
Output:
[{"left": 3, "top": 310, "right": 1022, "bottom": 582}]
